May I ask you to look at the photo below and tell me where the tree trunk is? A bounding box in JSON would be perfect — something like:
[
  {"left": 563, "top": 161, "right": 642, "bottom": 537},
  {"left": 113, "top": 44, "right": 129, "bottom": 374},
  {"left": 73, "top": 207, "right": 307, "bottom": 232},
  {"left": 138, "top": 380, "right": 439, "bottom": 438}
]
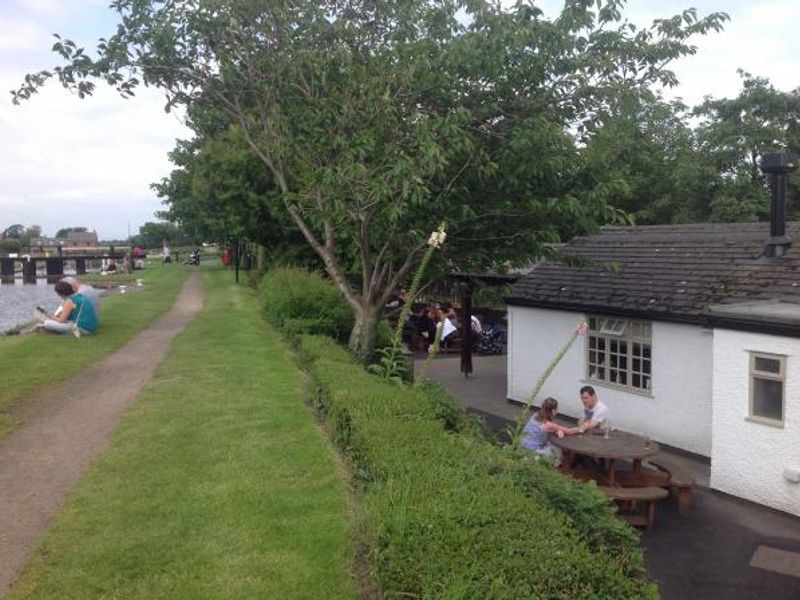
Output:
[{"left": 349, "top": 304, "right": 380, "bottom": 363}]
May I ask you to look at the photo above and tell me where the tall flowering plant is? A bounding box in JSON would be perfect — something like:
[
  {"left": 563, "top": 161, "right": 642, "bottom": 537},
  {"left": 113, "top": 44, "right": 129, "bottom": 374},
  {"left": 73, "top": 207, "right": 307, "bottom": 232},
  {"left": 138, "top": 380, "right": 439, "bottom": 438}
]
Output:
[
  {"left": 510, "top": 321, "right": 588, "bottom": 447},
  {"left": 368, "top": 223, "right": 446, "bottom": 383}
]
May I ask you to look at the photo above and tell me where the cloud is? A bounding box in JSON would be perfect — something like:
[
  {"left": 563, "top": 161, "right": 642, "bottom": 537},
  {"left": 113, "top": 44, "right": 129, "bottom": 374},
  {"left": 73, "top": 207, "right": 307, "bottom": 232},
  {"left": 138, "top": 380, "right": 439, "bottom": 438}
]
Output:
[{"left": 0, "top": 2, "right": 190, "bottom": 239}]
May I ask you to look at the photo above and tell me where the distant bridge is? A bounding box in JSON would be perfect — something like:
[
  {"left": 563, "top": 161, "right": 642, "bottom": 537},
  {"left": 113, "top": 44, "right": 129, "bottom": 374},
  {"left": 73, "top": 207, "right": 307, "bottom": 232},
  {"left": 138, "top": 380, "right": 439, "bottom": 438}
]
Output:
[{"left": 0, "top": 254, "right": 129, "bottom": 283}]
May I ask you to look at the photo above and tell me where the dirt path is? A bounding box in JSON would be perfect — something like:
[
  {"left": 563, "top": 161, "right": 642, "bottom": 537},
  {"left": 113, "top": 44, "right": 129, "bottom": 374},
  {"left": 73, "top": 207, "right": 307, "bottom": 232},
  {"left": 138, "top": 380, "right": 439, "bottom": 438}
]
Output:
[{"left": 0, "top": 272, "right": 204, "bottom": 595}]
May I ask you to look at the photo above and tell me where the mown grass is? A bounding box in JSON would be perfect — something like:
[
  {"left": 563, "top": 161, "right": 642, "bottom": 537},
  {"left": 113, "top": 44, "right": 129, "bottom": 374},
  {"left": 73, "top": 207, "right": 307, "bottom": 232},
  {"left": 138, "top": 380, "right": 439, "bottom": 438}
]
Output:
[
  {"left": 6, "top": 268, "right": 356, "bottom": 600},
  {"left": 0, "top": 264, "right": 190, "bottom": 436}
]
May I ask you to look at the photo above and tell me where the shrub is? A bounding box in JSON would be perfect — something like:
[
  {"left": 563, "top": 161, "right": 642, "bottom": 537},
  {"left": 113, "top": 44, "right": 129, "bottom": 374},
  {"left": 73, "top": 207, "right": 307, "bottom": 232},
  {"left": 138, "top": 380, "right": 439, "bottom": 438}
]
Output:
[
  {"left": 296, "top": 334, "right": 658, "bottom": 599},
  {"left": 0, "top": 239, "right": 21, "bottom": 254},
  {"left": 258, "top": 267, "right": 354, "bottom": 343}
]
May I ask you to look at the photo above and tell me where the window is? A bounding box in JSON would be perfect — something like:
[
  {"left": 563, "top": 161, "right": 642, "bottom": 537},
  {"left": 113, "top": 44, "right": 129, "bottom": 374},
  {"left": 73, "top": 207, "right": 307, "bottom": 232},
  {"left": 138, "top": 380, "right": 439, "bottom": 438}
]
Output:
[
  {"left": 587, "top": 316, "right": 652, "bottom": 392},
  {"left": 749, "top": 352, "right": 785, "bottom": 426}
]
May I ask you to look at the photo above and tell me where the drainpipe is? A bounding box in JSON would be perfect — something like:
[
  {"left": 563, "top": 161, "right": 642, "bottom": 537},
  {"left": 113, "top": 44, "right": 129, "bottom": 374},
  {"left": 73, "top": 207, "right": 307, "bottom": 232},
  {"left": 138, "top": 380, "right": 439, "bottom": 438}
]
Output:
[{"left": 759, "top": 152, "right": 798, "bottom": 259}]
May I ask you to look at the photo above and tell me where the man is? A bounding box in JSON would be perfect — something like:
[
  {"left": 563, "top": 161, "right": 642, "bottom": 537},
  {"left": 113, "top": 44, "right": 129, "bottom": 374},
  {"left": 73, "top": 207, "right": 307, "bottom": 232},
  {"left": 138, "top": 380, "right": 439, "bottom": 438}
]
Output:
[{"left": 577, "top": 385, "right": 610, "bottom": 431}]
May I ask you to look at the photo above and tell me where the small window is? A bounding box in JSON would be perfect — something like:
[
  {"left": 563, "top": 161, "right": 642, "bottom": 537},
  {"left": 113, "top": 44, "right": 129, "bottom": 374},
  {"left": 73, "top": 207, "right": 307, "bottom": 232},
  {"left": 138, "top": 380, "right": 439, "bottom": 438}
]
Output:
[{"left": 749, "top": 352, "right": 785, "bottom": 426}]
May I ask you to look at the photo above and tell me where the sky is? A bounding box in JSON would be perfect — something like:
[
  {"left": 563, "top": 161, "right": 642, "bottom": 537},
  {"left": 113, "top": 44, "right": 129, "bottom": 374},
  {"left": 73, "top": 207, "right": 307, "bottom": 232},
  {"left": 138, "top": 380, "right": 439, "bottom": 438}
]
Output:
[{"left": 0, "top": 1, "right": 798, "bottom": 241}]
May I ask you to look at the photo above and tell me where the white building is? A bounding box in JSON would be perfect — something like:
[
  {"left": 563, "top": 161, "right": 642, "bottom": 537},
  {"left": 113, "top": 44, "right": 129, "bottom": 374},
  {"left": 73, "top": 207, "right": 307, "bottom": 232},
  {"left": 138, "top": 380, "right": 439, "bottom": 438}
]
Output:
[{"left": 506, "top": 223, "right": 800, "bottom": 516}]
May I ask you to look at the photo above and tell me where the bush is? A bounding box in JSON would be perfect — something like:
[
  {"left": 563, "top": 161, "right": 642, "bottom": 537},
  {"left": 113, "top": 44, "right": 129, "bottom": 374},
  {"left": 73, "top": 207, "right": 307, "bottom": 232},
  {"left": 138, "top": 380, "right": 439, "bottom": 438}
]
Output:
[
  {"left": 0, "top": 239, "right": 21, "bottom": 254},
  {"left": 258, "top": 267, "right": 354, "bottom": 343},
  {"left": 296, "top": 334, "right": 659, "bottom": 599}
]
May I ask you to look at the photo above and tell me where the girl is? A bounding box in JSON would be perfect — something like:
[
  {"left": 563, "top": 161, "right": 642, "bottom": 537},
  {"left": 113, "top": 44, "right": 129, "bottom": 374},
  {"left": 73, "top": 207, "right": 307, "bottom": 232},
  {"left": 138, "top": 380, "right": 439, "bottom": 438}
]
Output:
[
  {"left": 520, "top": 397, "right": 578, "bottom": 465},
  {"left": 42, "top": 280, "right": 99, "bottom": 337}
]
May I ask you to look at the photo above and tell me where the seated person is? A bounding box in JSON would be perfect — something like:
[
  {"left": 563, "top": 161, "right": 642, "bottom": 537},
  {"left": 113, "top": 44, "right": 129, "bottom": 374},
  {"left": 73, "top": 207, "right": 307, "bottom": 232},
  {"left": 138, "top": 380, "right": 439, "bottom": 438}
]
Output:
[
  {"left": 61, "top": 276, "right": 101, "bottom": 316},
  {"left": 441, "top": 312, "right": 458, "bottom": 344},
  {"left": 41, "top": 280, "right": 99, "bottom": 337},
  {"left": 470, "top": 314, "right": 482, "bottom": 334},
  {"left": 577, "top": 385, "right": 610, "bottom": 431},
  {"left": 520, "top": 397, "right": 579, "bottom": 466}
]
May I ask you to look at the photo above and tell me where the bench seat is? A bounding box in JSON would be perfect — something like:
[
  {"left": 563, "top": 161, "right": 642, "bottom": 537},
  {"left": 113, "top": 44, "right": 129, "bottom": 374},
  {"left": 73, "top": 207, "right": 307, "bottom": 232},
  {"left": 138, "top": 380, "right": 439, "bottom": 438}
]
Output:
[
  {"left": 599, "top": 485, "right": 668, "bottom": 531},
  {"left": 646, "top": 454, "right": 696, "bottom": 513}
]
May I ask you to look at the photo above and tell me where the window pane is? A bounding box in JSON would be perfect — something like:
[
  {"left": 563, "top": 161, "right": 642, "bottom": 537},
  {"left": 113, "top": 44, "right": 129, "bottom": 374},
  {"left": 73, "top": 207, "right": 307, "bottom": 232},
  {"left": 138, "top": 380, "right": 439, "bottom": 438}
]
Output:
[
  {"left": 643, "top": 345, "right": 651, "bottom": 359},
  {"left": 633, "top": 358, "right": 640, "bottom": 371},
  {"left": 619, "top": 356, "right": 627, "bottom": 369},
  {"left": 598, "top": 338, "right": 606, "bottom": 351},
  {"left": 754, "top": 356, "right": 781, "bottom": 374},
  {"left": 752, "top": 377, "right": 783, "bottom": 421},
  {"left": 618, "top": 372, "right": 627, "bottom": 385},
  {"left": 633, "top": 374, "right": 641, "bottom": 388},
  {"left": 589, "top": 337, "right": 597, "bottom": 349},
  {"left": 619, "top": 341, "right": 627, "bottom": 353},
  {"left": 632, "top": 342, "right": 641, "bottom": 356},
  {"left": 643, "top": 359, "right": 651, "bottom": 375},
  {"left": 610, "top": 339, "right": 618, "bottom": 353}
]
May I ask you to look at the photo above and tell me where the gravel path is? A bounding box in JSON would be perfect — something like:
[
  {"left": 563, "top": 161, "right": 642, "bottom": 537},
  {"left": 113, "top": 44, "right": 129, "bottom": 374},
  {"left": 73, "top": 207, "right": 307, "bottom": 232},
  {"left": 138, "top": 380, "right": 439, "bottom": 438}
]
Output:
[{"left": 0, "top": 272, "right": 203, "bottom": 595}]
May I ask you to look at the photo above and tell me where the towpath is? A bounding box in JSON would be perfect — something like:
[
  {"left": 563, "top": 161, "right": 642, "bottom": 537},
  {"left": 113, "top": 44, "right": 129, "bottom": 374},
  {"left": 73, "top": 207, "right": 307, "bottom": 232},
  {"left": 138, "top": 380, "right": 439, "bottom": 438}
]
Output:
[{"left": 0, "top": 272, "right": 203, "bottom": 594}]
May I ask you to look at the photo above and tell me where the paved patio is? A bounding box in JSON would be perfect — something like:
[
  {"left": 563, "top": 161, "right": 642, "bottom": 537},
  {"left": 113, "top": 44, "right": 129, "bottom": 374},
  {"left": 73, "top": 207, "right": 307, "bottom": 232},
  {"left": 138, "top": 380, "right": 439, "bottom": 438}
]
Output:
[{"left": 415, "top": 353, "right": 800, "bottom": 600}]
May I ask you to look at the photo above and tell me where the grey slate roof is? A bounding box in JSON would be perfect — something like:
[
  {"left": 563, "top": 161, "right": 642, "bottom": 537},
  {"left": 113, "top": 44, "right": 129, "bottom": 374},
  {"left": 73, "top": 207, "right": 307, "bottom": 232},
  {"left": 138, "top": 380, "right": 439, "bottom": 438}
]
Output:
[{"left": 507, "top": 223, "right": 800, "bottom": 326}]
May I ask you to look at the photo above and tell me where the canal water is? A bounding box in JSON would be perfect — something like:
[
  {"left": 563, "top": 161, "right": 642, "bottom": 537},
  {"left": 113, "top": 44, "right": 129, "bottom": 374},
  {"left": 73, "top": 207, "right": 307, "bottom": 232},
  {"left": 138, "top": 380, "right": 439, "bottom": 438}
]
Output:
[{"left": 0, "top": 279, "right": 61, "bottom": 331}]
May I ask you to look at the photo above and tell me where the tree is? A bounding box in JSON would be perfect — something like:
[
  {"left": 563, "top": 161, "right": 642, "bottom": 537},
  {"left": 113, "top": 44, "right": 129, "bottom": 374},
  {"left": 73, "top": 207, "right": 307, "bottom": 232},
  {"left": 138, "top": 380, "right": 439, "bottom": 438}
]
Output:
[
  {"left": 20, "top": 225, "right": 43, "bottom": 249},
  {"left": 693, "top": 71, "right": 800, "bottom": 221},
  {"left": 577, "top": 94, "right": 717, "bottom": 224},
  {"left": 2, "top": 224, "right": 25, "bottom": 239},
  {"left": 55, "top": 226, "right": 88, "bottom": 238},
  {"left": 14, "top": 0, "right": 727, "bottom": 358},
  {"left": 130, "top": 221, "right": 191, "bottom": 249}
]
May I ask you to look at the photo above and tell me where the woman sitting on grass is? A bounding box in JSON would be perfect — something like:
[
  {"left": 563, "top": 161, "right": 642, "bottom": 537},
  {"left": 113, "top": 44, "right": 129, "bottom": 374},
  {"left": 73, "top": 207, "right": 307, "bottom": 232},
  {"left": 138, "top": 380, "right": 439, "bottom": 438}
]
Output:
[
  {"left": 41, "top": 280, "right": 99, "bottom": 337},
  {"left": 520, "top": 397, "right": 578, "bottom": 466}
]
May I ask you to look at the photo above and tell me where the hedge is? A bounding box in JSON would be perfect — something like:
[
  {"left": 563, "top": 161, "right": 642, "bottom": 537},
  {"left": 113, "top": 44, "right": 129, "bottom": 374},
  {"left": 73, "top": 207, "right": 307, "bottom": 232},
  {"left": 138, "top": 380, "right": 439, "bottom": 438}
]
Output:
[
  {"left": 258, "top": 267, "right": 354, "bottom": 343},
  {"left": 295, "top": 333, "right": 658, "bottom": 599}
]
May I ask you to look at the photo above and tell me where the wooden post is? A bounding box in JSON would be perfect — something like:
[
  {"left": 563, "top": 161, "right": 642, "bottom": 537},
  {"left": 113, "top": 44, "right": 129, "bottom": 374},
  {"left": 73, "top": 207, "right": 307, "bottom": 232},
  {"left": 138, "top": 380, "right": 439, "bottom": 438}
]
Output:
[
  {"left": 46, "top": 257, "right": 64, "bottom": 280},
  {"left": 459, "top": 281, "right": 474, "bottom": 377},
  {"left": 22, "top": 258, "right": 37, "bottom": 283},
  {"left": 0, "top": 257, "right": 14, "bottom": 280},
  {"left": 234, "top": 237, "right": 240, "bottom": 283}
]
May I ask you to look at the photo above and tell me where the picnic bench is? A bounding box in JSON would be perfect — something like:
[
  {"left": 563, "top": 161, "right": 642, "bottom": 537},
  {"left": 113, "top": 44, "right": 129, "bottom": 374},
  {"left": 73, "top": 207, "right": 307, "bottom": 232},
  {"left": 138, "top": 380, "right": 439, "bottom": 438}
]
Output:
[
  {"left": 646, "top": 454, "right": 696, "bottom": 513},
  {"left": 599, "top": 485, "right": 669, "bottom": 531}
]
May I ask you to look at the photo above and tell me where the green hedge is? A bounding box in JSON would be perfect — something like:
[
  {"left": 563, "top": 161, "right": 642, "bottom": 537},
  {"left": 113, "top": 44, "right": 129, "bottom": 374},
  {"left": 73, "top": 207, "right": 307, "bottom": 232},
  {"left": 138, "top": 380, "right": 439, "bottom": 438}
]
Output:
[
  {"left": 258, "top": 267, "right": 354, "bottom": 343},
  {"left": 295, "top": 333, "right": 658, "bottom": 599}
]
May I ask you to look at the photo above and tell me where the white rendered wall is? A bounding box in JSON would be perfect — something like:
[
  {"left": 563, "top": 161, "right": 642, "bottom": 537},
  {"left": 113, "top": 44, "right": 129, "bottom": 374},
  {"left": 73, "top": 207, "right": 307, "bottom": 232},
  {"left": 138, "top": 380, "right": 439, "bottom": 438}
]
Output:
[
  {"left": 711, "top": 329, "right": 800, "bottom": 516},
  {"left": 507, "top": 306, "right": 712, "bottom": 456}
]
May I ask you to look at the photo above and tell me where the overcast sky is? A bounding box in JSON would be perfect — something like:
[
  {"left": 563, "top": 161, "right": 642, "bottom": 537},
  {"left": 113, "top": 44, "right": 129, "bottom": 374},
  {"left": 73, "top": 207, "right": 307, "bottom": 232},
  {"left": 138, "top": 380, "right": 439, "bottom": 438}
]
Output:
[{"left": 0, "top": 0, "right": 798, "bottom": 240}]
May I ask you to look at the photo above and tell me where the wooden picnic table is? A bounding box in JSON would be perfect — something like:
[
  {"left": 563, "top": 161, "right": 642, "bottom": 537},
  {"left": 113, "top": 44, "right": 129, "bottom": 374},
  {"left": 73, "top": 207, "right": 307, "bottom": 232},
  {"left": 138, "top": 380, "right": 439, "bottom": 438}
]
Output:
[{"left": 550, "top": 429, "right": 660, "bottom": 487}]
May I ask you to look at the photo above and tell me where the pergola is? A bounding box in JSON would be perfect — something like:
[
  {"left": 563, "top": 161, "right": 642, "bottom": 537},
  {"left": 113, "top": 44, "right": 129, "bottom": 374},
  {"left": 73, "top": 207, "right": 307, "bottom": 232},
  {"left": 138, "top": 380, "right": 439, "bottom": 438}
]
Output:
[{"left": 446, "top": 272, "right": 519, "bottom": 377}]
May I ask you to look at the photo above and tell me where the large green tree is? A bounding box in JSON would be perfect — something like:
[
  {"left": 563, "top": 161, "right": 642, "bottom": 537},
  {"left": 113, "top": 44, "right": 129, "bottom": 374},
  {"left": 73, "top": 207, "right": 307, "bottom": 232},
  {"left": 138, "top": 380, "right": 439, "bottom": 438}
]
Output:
[
  {"left": 693, "top": 71, "right": 800, "bottom": 221},
  {"left": 14, "top": 0, "right": 727, "bottom": 358}
]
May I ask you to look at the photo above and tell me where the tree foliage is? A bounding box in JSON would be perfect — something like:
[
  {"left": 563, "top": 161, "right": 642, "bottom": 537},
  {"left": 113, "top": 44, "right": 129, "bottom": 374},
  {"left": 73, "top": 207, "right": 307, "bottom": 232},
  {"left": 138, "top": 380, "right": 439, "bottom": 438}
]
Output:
[
  {"left": 55, "top": 226, "right": 88, "bottom": 238},
  {"left": 14, "top": 0, "right": 728, "bottom": 358}
]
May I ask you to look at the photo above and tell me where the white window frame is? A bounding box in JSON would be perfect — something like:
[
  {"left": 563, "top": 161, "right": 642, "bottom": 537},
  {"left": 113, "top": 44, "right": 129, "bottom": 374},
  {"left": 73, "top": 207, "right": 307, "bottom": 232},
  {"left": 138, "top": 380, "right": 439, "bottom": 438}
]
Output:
[
  {"left": 748, "top": 352, "right": 786, "bottom": 427},
  {"left": 586, "top": 315, "right": 652, "bottom": 393}
]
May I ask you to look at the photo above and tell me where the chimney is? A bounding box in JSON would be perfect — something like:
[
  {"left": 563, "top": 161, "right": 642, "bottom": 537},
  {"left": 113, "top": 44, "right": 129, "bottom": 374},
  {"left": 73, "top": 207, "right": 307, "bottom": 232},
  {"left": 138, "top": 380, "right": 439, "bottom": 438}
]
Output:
[{"left": 759, "top": 152, "right": 799, "bottom": 259}]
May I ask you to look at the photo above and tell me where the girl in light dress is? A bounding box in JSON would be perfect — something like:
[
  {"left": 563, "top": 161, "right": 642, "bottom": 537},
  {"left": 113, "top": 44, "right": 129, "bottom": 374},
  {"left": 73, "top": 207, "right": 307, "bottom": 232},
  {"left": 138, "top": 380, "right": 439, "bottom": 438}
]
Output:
[{"left": 520, "top": 397, "right": 579, "bottom": 466}]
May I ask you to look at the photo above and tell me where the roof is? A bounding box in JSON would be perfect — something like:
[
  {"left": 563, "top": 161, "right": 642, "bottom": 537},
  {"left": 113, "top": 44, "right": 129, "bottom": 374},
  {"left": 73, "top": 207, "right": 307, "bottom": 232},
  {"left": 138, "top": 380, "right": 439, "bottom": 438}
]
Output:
[
  {"left": 507, "top": 222, "right": 800, "bottom": 330},
  {"left": 66, "top": 231, "right": 98, "bottom": 243}
]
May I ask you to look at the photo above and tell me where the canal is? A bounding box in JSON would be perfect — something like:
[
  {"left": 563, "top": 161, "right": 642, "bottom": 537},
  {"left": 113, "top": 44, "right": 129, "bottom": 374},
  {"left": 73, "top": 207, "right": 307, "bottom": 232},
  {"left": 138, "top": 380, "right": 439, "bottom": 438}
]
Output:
[{"left": 0, "top": 280, "right": 61, "bottom": 331}]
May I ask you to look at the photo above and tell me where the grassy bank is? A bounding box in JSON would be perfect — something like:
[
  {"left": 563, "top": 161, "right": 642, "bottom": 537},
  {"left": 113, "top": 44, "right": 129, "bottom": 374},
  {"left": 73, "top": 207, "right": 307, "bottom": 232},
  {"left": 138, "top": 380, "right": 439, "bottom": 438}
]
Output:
[
  {"left": 6, "top": 268, "right": 355, "bottom": 599},
  {"left": 0, "top": 264, "right": 189, "bottom": 435}
]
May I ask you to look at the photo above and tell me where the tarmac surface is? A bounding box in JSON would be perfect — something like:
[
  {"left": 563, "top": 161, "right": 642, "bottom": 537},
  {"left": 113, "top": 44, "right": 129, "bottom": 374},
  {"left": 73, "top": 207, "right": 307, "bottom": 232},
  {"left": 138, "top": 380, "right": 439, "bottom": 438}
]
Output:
[{"left": 416, "top": 353, "right": 800, "bottom": 600}]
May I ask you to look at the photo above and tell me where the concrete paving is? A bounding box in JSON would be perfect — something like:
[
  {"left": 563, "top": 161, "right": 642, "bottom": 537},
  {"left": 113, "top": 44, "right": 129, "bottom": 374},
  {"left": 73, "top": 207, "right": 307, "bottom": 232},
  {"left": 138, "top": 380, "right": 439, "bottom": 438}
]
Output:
[{"left": 415, "top": 353, "right": 800, "bottom": 600}]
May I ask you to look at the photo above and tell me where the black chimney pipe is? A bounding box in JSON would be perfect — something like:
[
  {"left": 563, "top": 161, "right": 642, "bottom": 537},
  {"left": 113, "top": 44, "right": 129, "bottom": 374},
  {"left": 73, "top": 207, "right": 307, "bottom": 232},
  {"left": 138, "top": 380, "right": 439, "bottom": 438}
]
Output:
[{"left": 759, "top": 152, "right": 799, "bottom": 259}]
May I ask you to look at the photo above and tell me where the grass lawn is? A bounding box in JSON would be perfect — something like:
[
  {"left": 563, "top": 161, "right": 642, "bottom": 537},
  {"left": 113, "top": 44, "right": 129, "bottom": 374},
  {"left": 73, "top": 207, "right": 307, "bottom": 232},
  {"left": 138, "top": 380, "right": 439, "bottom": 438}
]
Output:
[
  {"left": 0, "top": 263, "right": 190, "bottom": 436},
  {"left": 6, "top": 268, "right": 356, "bottom": 599}
]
